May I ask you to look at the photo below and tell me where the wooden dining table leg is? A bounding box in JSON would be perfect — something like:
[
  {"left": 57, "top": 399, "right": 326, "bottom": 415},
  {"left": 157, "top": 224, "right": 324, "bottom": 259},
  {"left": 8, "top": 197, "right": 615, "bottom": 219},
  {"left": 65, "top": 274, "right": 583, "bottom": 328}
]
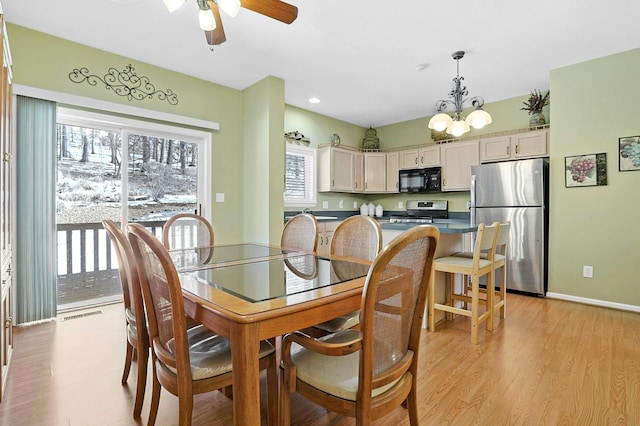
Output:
[{"left": 230, "top": 322, "right": 262, "bottom": 426}]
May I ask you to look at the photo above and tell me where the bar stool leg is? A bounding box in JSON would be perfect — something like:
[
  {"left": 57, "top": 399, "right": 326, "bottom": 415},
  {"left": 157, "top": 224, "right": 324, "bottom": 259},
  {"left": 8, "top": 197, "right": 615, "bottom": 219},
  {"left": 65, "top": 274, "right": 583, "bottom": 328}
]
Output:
[{"left": 470, "top": 273, "right": 479, "bottom": 344}]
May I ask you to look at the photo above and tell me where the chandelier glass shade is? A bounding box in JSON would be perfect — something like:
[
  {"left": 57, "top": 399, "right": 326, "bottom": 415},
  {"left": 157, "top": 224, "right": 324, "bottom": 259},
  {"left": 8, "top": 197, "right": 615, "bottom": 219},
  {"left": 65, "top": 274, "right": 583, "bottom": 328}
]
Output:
[
  {"left": 428, "top": 51, "right": 492, "bottom": 137},
  {"left": 165, "top": 0, "right": 241, "bottom": 28}
]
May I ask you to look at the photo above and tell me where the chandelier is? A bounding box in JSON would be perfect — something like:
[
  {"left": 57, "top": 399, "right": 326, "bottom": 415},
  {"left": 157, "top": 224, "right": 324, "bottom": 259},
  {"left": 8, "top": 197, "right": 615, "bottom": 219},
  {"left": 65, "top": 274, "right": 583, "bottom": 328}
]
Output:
[
  {"left": 163, "top": 0, "right": 241, "bottom": 30},
  {"left": 427, "top": 51, "right": 492, "bottom": 137}
]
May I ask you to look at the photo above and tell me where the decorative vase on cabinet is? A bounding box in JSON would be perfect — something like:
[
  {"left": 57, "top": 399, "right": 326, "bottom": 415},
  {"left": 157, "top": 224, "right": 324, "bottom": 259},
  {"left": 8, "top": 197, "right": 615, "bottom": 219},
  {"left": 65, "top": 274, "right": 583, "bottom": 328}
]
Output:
[{"left": 529, "top": 111, "right": 546, "bottom": 129}]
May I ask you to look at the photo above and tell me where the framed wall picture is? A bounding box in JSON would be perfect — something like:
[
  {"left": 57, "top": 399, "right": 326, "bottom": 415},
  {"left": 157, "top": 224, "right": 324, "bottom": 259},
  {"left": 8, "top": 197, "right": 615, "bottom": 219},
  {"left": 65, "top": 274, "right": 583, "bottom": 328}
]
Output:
[
  {"left": 565, "top": 153, "right": 607, "bottom": 187},
  {"left": 619, "top": 135, "right": 640, "bottom": 171}
]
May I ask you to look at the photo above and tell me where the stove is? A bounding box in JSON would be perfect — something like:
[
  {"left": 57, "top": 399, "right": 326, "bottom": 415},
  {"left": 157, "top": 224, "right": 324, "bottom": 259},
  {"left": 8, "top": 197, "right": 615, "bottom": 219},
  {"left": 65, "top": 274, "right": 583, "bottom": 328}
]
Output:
[{"left": 389, "top": 200, "right": 448, "bottom": 224}]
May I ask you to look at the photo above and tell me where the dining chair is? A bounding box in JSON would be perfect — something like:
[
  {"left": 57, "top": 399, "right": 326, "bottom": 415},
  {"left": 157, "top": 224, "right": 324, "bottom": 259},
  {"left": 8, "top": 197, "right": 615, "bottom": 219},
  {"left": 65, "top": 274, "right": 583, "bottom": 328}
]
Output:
[
  {"left": 280, "top": 225, "right": 439, "bottom": 426},
  {"left": 452, "top": 221, "right": 511, "bottom": 325},
  {"left": 127, "top": 223, "right": 278, "bottom": 426},
  {"left": 312, "top": 215, "right": 383, "bottom": 334},
  {"left": 162, "top": 212, "right": 214, "bottom": 250},
  {"left": 102, "top": 219, "right": 149, "bottom": 419},
  {"left": 428, "top": 222, "right": 500, "bottom": 344},
  {"left": 280, "top": 213, "right": 318, "bottom": 252}
]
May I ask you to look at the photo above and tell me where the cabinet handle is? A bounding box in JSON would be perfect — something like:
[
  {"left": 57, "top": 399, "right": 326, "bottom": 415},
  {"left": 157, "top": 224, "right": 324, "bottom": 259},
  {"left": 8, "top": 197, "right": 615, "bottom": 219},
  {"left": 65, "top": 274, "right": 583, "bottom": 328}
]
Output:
[
  {"left": 332, "top": 179, "right": 334, "bottom": 187},
  {"left": 415, "top": 158, "right": 418, "bottom": 164},
  {"left": 396, "top": 181, "right": 398, "bottom": 189},
  {"left": 515, "top": 145, "right": 519, "bottom": 154},
  {"left": 507, "top": 146, "right": 510, "bottom": 155},
  {"left": 5, "top": 317, "right": 11, "bottom": 328},
  {"left": 365, "top": 182, "right": 367, "bottom": 189},
  {"left": 421, "top": 156, "right": 424, "bottom": 164},
  {"left": 355, "top": 181, "right": 358, "bottom": 189},
  {"left": 3, "top": 152, "right": 11, "bottom": 163},
  {"left": 325, "top": 236, "right": 329, "bottom": 245}
]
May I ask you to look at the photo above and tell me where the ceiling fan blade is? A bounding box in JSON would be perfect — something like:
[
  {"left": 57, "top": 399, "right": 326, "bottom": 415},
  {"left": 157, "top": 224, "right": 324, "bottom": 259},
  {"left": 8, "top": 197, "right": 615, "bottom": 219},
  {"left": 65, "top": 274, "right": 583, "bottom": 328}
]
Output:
[
  {"left": 205, "top": 1, "right": 227, "bottom": 45},
  {"left": 241, "top": 0, "right": 298, "bottom": 24}
]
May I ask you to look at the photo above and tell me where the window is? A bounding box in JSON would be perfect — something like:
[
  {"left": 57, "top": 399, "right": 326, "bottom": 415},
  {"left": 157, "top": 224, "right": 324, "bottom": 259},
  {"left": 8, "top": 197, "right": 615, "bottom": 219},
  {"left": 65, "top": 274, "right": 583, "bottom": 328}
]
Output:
[{"left": 284, "top": 144, "right": 316, "bottom": 207}]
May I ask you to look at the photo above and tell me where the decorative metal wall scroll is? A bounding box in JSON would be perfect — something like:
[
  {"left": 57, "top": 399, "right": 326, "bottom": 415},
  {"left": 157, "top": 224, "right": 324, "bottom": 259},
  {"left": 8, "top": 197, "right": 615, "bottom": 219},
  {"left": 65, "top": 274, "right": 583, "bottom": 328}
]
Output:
[{"left": 69, "top": 64, "right": 179, "bottom": 105}]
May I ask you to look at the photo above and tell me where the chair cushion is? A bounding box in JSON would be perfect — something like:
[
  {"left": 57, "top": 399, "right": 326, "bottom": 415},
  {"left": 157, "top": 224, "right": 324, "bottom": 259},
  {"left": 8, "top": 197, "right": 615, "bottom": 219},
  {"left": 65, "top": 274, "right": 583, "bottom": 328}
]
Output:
[
  {"left": 451, "top": 251, "right": 505, "bottom": 262},
  {"left": 312, "top": 310, "right": 360, "bottom": 333},
  {"left": 435, "top": 256, "right": 493, "bottom": 270},
  {"left": 290, "top": 329, "right": 400, "bottom": 401},
  {"left": 167, "top": 325, "right": 275, "bottom": 380}
]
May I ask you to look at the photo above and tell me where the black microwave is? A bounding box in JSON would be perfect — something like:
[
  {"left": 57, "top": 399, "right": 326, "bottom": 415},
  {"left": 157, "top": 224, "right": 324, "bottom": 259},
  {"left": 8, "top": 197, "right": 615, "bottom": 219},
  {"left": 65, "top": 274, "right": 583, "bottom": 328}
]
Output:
[{"left": 398, "top": 167, "right": 441, "bottom": 193}]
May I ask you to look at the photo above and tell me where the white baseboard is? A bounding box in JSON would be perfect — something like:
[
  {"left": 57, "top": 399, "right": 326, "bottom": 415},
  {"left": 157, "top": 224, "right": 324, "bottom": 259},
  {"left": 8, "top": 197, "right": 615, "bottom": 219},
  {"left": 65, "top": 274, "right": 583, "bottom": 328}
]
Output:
[{"left": 546, "top": 292, "right": 640, "bottom": 313}]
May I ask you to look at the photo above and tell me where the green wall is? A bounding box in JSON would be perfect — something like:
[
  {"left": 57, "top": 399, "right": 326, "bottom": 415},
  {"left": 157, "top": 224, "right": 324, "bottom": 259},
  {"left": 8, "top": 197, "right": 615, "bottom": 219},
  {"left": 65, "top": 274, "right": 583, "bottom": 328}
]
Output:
[
  {"left": 7, "top": 23, "right": 639, "bottom": 307},
  {"left": 548, "top": 48, "right": 640, "bottom": 306}
]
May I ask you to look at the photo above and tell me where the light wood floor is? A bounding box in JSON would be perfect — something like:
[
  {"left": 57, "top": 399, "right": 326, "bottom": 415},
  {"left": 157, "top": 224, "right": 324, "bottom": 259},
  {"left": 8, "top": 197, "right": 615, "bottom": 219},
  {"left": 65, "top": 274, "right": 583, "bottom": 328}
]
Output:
[{"left": 0, "top": 294, "right": 639, "bottom": 425}]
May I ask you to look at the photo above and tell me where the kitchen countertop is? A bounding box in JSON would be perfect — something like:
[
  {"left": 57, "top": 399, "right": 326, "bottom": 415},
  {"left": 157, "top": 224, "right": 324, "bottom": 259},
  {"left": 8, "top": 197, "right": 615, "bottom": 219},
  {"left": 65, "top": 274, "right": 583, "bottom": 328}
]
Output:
[{"left": 379, "top": 220, "right": 476, "bottom": 234}]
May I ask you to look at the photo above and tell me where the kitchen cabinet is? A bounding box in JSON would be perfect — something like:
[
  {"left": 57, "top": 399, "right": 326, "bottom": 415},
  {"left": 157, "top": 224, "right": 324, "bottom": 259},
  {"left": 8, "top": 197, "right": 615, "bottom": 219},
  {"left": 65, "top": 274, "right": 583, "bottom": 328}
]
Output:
[
  {"left": 353, "top": 152, "right": 364, "bottom": 193},
  {"left": 316, "top": 221, "right": 340, "bottom": 257},
  {"left": 440, "top": 140, "right": 479, "bottom": 191},
  {"left": 398, "top": 146, "right": 440, "bottom": 169},
  {"left": 0, "top": 13, "right": 12, "bottom": 403},
  {"left": 480, "top": 129, "right": 548, "bottom": 163},
  {"left": 386, "top": 152, "right": 399, "bottom": 193},
  {"left": 318, "top": 146, "right": 355, "bottom": 192},
  {"left": 363, "top": 152, "right": 386, "bottom": 192}
]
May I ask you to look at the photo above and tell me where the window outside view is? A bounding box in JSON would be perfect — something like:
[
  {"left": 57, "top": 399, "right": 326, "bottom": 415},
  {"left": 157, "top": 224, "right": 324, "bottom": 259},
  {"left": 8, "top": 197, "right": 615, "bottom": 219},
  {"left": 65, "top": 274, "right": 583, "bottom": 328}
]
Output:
[{"left": 56, "top": 122, "right": 199, "bottom": 310}]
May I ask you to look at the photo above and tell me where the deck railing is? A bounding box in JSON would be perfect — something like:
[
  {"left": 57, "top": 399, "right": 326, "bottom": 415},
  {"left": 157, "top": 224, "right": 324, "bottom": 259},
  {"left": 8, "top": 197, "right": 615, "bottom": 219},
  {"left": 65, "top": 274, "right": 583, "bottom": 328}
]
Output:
[{"left": 56, "top": 220, "right": 166, "bottom": 309}]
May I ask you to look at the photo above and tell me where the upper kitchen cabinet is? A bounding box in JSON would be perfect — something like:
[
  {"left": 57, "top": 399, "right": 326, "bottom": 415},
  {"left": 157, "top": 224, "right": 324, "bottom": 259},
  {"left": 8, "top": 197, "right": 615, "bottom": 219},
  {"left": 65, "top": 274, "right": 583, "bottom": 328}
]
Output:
[
  {"left": 363, "top": 152, "right": 386, "bottom": 192},
  {"left": 398, "top": 146, "right": 441, "bottom": 169},
  {"left": 318, "top": 146, "right": 355, "bottom": 192},
  {"left": 480, "top": 129, "right": 549, "bottom": 163},
  {"left": 386, "top": 152, "right": 399, "bottom": 193},
  {"left": 353, "top": 152, "right": 364, "bottom": 193},
  {"left": 441, "top": 140, "right": 479, "bottom": 191}
]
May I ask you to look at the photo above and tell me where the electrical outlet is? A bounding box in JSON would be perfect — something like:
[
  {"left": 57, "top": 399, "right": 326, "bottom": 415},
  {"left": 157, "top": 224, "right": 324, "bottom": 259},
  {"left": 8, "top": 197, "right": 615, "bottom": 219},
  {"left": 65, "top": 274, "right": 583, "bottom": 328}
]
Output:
[
  {"left": 215, "top": 193, "right": 225, "bottom": 202},
  {"left": 583, "top": 265, "right": 593, "bottom": 278},
  {"left": 398, "top": 201, "right": 403, "bottom": 209},
  {"left": 353, "top": 201, "right": 358, "bottom": 209},
  {"left": 339, "top": 200, "right": 344, "bottom": 209},
  {"left": 322, "top": 201, "right": 329, "bottom": 209}
]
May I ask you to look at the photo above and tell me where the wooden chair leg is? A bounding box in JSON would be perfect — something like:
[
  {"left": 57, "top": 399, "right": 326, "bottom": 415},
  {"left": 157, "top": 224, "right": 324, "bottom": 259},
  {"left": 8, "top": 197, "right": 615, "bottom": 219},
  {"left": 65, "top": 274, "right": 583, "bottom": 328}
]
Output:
[
  {"left": 148, "top": 367, "right": 161, "bottom": 426},
  {"left": 500, "top": 265, "right": 507, "bottom": 319},
  {"left": 122, "top": 341, "right": 134, "bottom": 384},
  {"left": 470, "top": 274, "right": 480, "bottom": 344},
  {"left": 133, "top": 345, "right": 148, "bottom": 419},
  {"left": 279, "top": 367, "right": 291, "bottom": 426},
  {"left": 177, "top": 386, "right": 194, "bottom": 426},
  {"left": 487, "top": 269, "right": 495, "bottom": 331},
  {"left": 428, "top": 267, "right": 436, "bottom": 332},
  {"left": 407, "top": 383, "right": 419, "bottom": 425}
]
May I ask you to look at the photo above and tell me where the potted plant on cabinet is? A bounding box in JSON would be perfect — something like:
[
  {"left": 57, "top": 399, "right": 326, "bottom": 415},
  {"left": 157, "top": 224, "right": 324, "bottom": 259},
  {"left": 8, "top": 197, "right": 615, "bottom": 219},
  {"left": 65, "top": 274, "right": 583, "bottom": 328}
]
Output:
[{"left": 521, "top": 89, "right": 550, "bottom": 129}]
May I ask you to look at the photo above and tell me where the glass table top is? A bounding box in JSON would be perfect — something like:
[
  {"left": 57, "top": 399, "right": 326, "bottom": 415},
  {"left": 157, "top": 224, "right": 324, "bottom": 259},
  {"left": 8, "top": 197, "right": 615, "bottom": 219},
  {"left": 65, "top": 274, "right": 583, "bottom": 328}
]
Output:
[
  {"left": 180, "top": 255, "right": 371, "bottom": 303},
  {"left": 170, "top": 243, "right": 301, "bottom": 271}
]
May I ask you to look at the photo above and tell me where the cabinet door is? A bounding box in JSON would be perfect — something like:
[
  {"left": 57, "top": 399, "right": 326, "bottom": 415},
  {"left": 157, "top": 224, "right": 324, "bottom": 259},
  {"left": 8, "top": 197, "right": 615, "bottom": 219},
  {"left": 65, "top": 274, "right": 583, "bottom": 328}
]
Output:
[
  {"left": 386, "top": 152, "right": 399, "bottom": 193},
  {"left": 513, "top": 129, "right": 548, "bottom": 158},
  {"left": 353, "top": 152, "right": 364, "bottom": 193},
  {"left": 330, "top": 148, "right": 354, "bottom": 192},
  {"left": 419, "top": 146, "right": 440, "bottom": 167},
  {"left": 480, "top": 135, "right": 512, "bottom": 163},
  {"left": 398, "top": 149, "right": 419, "bottom": 169},
  {"left": 441, "top": 140, "right": 480, "bottom": 191},
  {"left": 364, "top": 153, "right": 386, "bottom": 192}
]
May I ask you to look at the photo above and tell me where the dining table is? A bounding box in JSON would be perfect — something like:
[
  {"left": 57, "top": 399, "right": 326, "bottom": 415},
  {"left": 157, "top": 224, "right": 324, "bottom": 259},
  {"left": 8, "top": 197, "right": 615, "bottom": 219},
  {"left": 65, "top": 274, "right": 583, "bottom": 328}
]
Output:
[{"left": 170, "top": 243, "right": 372, "bottom": 425}]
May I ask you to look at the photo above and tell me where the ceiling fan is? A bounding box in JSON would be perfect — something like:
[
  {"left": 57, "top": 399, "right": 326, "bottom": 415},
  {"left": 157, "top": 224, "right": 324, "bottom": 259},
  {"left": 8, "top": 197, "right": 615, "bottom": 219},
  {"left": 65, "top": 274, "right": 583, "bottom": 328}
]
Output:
[{"left": 164, "top": 0, "right": 298, "bottom": 46}]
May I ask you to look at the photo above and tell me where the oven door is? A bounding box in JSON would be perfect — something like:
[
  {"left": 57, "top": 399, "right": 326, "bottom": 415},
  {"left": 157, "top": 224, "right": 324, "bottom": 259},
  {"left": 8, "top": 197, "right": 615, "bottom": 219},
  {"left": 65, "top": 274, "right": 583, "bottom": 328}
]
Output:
[{"left": 398, "top": 169, "right": 427, "bottom": 193}]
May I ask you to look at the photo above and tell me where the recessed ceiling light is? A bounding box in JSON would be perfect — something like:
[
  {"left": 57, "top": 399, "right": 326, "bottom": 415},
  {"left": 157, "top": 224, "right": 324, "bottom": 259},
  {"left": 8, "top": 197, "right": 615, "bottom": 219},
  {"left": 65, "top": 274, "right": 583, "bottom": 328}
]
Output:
[
  {"left": 415, "top": 63, "right": 429, "bottom": 71},
  {"left": 308, "top": 97, "right": 320, "bottom": 104}
]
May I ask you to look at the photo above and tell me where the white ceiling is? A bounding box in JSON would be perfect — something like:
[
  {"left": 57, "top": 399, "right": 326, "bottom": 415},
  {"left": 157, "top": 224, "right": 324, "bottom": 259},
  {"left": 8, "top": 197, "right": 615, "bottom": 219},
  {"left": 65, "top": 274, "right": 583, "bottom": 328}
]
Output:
[{"left": 4, "top": 0, "right": 640, "bottom": 127}]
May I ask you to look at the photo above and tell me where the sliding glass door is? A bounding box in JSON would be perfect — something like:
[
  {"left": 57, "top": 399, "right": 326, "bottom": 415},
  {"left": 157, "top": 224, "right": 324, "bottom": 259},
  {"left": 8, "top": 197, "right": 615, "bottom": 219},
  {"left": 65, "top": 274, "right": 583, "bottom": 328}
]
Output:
[{"left": 56, "top": 109, "right": 211, "bottom": 311}]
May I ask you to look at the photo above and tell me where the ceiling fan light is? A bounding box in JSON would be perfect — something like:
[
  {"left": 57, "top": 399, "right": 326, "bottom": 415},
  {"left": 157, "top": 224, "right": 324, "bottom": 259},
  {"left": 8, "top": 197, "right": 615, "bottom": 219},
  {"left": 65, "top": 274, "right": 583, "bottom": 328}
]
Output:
[
  {"left": 428, "top": 112, "right": 452, "bottom": 132},
  {"left": 163, "top": 0, "right": 185, "bottom": 13},
  {"left": 199, "top": 9, "right": 217, "bottom": 31},
  {"left": 466, "top": 108, "right": 492, "bottom": 129},
  {"left": 447, "top": 120, "right": 470, "bottom": 137},
  {"left": 218, "top": 0, "right": 241, "bottom": 17}
]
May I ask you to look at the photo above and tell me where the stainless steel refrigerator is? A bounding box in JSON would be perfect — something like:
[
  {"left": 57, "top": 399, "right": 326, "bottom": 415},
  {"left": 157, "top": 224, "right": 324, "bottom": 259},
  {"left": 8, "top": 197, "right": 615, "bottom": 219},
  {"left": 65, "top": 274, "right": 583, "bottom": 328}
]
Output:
[{"left": 470, "top": 158, "right": 548, "bottom": 296}]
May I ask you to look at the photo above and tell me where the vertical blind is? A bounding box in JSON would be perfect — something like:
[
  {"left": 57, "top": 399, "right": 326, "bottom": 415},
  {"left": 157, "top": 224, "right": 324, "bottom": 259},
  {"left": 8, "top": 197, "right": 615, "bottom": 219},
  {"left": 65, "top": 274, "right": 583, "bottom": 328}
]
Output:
[{"left": 15, "top": 95, "right": 58, "bottom": 323}]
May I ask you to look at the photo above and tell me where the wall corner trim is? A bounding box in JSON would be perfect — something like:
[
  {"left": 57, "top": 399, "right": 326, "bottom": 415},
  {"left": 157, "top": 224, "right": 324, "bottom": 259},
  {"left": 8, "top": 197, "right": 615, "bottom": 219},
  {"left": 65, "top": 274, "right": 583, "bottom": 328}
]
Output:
[{"left": 546, "top": 292, "right": 640, "bottom": 313}]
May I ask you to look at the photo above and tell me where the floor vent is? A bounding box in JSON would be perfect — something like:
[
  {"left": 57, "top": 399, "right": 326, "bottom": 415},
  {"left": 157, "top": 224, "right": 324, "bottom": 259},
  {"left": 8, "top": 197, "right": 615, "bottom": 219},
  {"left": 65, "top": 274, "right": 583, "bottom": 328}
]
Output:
[{"left": 61, "top": 310, "right": 103, "bottom": 321}]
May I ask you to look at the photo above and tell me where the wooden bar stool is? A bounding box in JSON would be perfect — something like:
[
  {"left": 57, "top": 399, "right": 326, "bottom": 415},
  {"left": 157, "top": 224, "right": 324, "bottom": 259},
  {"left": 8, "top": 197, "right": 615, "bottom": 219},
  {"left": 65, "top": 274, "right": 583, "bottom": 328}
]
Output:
[
  {"left": 428, "top": 222, "right": 500, "bottom": 344},
  {"left": 453, "top": 221, "right": 510, "bottom": 327}
]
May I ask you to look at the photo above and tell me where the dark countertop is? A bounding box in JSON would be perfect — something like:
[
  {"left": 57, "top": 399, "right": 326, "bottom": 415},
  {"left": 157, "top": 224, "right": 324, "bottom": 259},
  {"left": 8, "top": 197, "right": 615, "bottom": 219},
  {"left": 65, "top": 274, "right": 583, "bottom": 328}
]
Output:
[{"left": 379, "top": 220, "right": 476, "bottom": 234}]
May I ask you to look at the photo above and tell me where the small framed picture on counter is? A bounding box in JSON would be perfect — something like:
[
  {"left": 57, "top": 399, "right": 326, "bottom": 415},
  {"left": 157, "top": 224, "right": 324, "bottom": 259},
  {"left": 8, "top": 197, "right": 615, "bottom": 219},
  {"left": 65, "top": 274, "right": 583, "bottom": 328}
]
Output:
[
  {"left": 565, "top": 152, "right": 607, "bottom": 188},
  {"left": 619, "top": 135, "right": 640, "bottom": 171}
]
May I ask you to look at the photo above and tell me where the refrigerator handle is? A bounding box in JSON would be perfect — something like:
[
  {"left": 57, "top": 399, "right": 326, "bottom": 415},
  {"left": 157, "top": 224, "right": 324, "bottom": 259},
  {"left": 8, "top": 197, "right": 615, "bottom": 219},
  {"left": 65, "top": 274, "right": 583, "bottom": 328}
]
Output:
[{"left": 470, "top": 174, "right": 477, "bottom": 226}]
